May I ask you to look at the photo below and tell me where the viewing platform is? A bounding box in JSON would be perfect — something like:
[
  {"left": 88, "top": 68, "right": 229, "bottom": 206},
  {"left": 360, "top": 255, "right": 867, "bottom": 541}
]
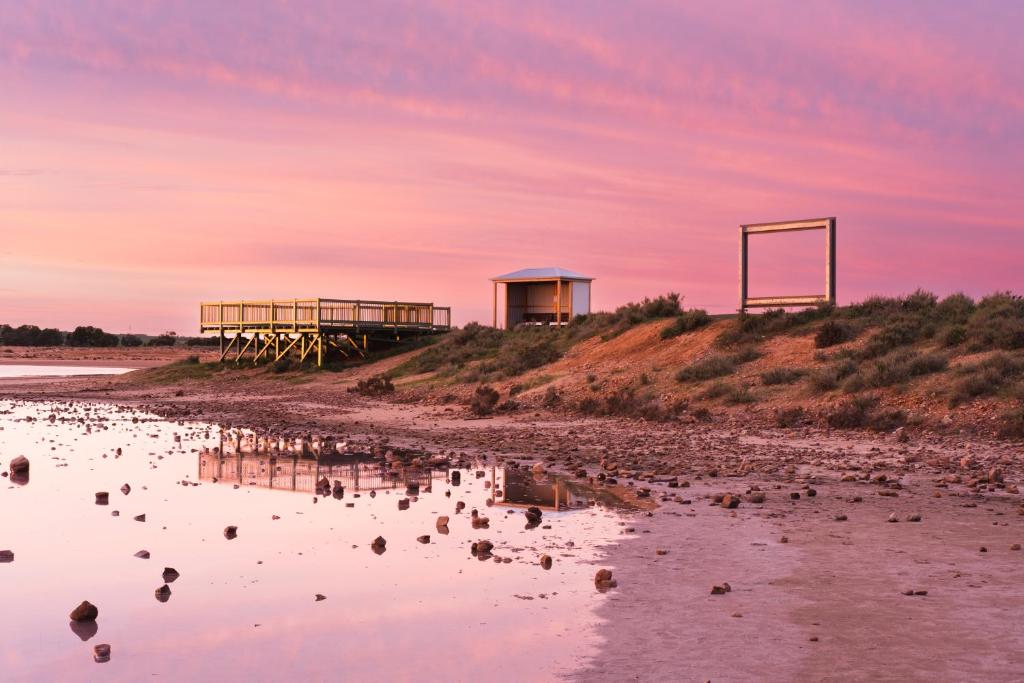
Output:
[{"left": 200, "top": 298, "right": 451, "bottom": 366}]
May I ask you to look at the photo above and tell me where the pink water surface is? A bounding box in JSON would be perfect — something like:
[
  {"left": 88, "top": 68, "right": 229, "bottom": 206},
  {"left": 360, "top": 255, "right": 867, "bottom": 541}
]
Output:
[{"left": 0, "top": 400, "right": 631, "bottom": 682}]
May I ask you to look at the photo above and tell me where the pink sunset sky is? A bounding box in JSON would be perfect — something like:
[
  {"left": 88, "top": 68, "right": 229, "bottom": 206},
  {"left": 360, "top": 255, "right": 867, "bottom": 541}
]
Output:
[{"left": 1, "top": 1, "right": 1022, "bottom": 333}]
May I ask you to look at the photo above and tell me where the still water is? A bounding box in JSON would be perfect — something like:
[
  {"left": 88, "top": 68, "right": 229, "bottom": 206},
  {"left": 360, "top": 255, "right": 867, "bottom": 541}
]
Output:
[
  {"left": 0, "top": 400, "right": 635, "bottom": 682},
  {"left": 0, "top": 365, "right": 136, "bottom": 378}
]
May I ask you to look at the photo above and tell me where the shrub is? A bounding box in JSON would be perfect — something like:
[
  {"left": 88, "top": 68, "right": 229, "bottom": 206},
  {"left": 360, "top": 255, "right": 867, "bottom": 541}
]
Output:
[
  {"left": 942, "top": 325, "right": 967, "bottom": 347},
  {"left": 716, "top": 305, "right": 833, "bottom": 347},
  {"left": 815, "top": 320, "right": 855, "bottom": 348},
  {"left": 699, "top": 381, "right": 755, "bottom": 404},
  {"left": 147, "top": 334, "right": 178, "bottom": 347},
  {"left": 542, "top": 386, "right": 560, "bottom": 407},
  {"left": 847, "top": 350, "right": 947, "bottom": 390},
  {"left": 578, "top": 397, "right": 600, "bottom": 414},
  {"left": 809, "top": 359, "right": 858, "bottom": 392},
  {"left": 480, "top": 328, "right": 562, "bottom": 377},
  {"left": 569, "top": 293, "right": 684, "bottom": 341},
  {"left": 660, "top": 309, "right": 711, "bottom": 340},
  {"left": 966, "top": 292, "right": 1024, "bottom": 351},
  {"left": 999, "top": 407, "right": 1024, "bottom": 438},
  {"left": 761, "top": 367, "right": 805, "bottom": 386},
  {"left": 949, "top": 353, "right": 1024, "bottom": 406},
  {"left": 827, "top": 396, "right": 877, "bottom": 428},
  {"left": 271, "top": 357, "right": 296, "bottom": 374},
  {"left": 470, "top": 385, "right": 500, "bottom": 415},
  {"left": 935, "top": 293, "right": 975, "bottom": 323},
  {"left": 775, "top": 406, "right": 806, "bottom": 427},
  {"left": 677, "top": 355, "right": 735, "bottom": 382}
]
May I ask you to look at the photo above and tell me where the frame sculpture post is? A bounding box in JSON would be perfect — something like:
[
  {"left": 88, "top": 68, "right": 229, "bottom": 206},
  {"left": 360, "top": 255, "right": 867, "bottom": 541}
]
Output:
[{"left": 739, "top": 217, "right": 836, "bottom": 312}]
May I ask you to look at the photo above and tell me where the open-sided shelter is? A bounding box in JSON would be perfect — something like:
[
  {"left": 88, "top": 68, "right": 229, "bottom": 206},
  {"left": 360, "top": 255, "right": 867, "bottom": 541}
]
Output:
[{"left": 491, "top": 267, "right": 593, "bottom": 328}]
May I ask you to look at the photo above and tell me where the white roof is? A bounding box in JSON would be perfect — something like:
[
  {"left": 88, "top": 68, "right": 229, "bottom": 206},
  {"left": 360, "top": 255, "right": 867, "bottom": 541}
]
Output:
[{"left": 492, "top": 267, "right": 594, "bottom": 282}]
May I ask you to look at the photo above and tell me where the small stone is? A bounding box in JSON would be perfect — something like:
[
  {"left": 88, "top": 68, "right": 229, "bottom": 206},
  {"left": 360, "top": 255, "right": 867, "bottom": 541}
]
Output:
[
  {"left": 806, "top": 489, "right": 817, "bottom": 497},
  {"left": 93, "top": 643, "right": 111, "bottom": 663},
  {"left": 0, "top": 550, "right": 13, "bottom": 563},
  {"left": 790, "top": 492, "right": 800, "bottom": 500},
  {"left": 594, "top": 568, "right": 616, "bottom": 590},
  {"left": 834, "top": 514, "right": 848, "bottom": 521},
  {"left": 980, "top": 546, "right": 988, "bottom": 553},
  {"left": 120, "top": 484, "right": 131, "bottom": 495},
  {"left": 809, "top": 636, "right": 819, "bottom": 642},
  {"left": 721, "top": 494, "right": 740, "bottom": 509},
  {"left": 95, "top": 492, "right": 109, "bottom": 505},
  {"left": 436, "top": 515, "right": 450, "bottom": 528},
  {"left": 710, "top": 584, "right": 728, "bottom": 595},
  {"left": 746, "top": 492, "right": 765, "bottom": 504},
  {"left": 315, "top": 594, "right": 326, "bottom": 601},
  {"left": 224, "top": 525, "right": 238, "bottom": 539},
  {"left": 134, "top": 550, "right": 150, "bottom": 559},
  {"left": 906, "top": 513, "right": 922, "bottom": 522},
  {"left": 779, "top": 536, "right": 789, "bottom": 544},
  {"left": 887, "top": 512, "right": 899, "bottom": 523},
  {"left": 154, "top": 584, "right": 171, "bottom": 602},
  {"left": 162, "top": 567, "right": 180, "bottom": 582},
  {"left": 417, "top": 535, "right": 430, "bottom": 544},
  {"left": 133, "top": 514, "right": 146, "bottom": 522},
  {"left": 70, "top": 601, "right": 98, "bottom": 622},
  {"left": 9, "top": 456, "right": 29, "bottom": 474},
  {"left": 371, "top": 536, "right": 387, "bottom": 549},
  {"left": 655, "top": 549, "right": 668, "bottom": 556},
  {"left": 540, "top": 554, "right": 553, "bottom": 569},
  {"left": 1011, "top": 544, "right": 1021, "bottom": 551}
]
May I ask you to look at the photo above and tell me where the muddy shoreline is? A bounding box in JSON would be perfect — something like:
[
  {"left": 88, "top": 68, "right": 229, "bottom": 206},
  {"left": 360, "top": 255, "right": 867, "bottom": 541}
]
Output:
[{"left": 3, "top": 369, "right": 1024, "bottom": 681}]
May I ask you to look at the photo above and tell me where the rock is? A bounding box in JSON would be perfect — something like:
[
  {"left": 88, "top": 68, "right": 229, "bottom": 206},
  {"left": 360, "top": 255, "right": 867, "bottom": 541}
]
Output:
[
  {"left": 398, "top": 498, "right": 410, "bottom": 510},
  {"left": 154, "top": 584, "right": 171, "bottom": 602},
  {"left": 594, "top": 568, "right": 617, "bottom": 589},
  {"left": 450, "top": 471, "right": 461, "bottom": 485},
  {"left": 540, "top": 554, "right": 553, "bottom": 569},
  {"left": 371, "top": 536, "right": 387, "bottom": 549},
  {"left": 162, "top": 567, "right": 180, "bottom": 583},
  {"left": 1011, "top": 544, "right": 1021, "bottom": 551},
  {"left": 906, "top": 513, "right": 922, "bottom": 522},
  {"left": 93, "top": 643, "right": 111, "bottom": 663},
  {"left": 710, "top": 584, "right": 731, "bottom": 595},
  {"left": 834, "top": 514, "right": 848, "bottom": 521},
  {"left": 980, "top": 546, "right": 988, "bottom": 553},
  {"left": 655, "top": 549, "right": 668, "bottom": 556},
  {"left": 9, "top": 456, "right": 28, "bottom": 474},
  {"left": 436, "top": 515, "right": 450, "bottom": 528},
  {"left": 0, "top": 550, "right": 13, "bottom": 563},
  {"left": 721, "top": 494, "right": 740, "bottom": 509},
  {"left": 790, "top": 492, "right": 800, "bottom": 500},
  {"left": 133, "top": 514, "right": 146, "bottom": 522},
  {"left": 70, "top": 601, "right": 98, "bottom": 622},
  {"left": 120, "top": 484, "right": 131, "bottom": 495},
  {"left": 531, "top": 462, "right": 546, "bottom": 474},
  {"left": 806, "top": 489, "right": 817, "bottom": 497},
  {"left": 134, "top": 550, "right": 150, "bottom": 559},
  {"left": 315, "top": 594, "right": 326, "bottom": 601},
  {"left": 417, "top": 535, "right": 430, "bottom": 544},
  {"left": 779, "top": 536, "right": 789, "bottom": 544},
  {"left": 746, "top": 492, "right": 766, "bottom": 504},
  {"left": 472, "top": 540, "right": 494, "bottom": 555},
  {"left": 887, "top": 512, "right": 899, "bottom": 523},
  {"left": 224, "top": 525, "right": 238, "bottom": 539},
  {"left": 95, "top": 492, "right": 109, "bottom": 505}
]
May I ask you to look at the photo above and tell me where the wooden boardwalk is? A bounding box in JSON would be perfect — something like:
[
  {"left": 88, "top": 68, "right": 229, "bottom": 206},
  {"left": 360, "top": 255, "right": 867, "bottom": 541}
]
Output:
[{"left": 200, "top": 298, "right": 451, "bottom": 366}]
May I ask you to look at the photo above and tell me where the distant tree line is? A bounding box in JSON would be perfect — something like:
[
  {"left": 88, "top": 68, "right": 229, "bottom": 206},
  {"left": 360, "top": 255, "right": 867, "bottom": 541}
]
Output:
[{"left": 1, "top": 325, "right": 216, "bottom": 348}]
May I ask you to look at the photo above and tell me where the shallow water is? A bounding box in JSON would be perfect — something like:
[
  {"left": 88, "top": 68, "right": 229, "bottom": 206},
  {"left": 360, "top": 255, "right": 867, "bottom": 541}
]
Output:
[
  {"left": 0, "top": 400, "right": 633, "bottom": 682},
  {"left": 0, "top": 365, "right": 135, "bottom": 378}
]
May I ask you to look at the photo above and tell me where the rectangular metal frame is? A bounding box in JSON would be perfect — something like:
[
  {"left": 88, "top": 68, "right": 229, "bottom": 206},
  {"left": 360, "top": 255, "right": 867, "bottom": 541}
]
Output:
[{"left": 739, "top": 217, "right": 836, "bottom": 312}]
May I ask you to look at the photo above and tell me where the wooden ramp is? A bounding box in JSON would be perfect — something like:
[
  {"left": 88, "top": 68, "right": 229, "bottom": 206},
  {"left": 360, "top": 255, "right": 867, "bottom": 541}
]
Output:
[{"left": 200, "top": 298, "right": 451, "bottom": 366}]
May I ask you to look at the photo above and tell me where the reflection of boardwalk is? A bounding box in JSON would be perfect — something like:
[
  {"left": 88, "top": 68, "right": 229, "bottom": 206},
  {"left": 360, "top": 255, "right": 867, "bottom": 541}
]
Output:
[{"left": 198, "top": 450, "right": 444, "bottom": 494}]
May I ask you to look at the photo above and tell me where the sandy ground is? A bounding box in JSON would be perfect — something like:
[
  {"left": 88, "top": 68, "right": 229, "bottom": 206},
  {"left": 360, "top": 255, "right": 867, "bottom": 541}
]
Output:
[{"left": 2, "top": 362, "right": 1023, "bottom": 682}]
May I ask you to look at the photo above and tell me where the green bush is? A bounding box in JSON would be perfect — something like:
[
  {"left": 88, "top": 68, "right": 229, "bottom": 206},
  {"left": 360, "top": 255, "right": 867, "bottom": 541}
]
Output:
[
  {"left": 775, "top": 406, "right": 806, "bottom": 427},
  {"left": 814, "top": 320, "right": 855, "bottom": 348},
  {"left": 949, "top": 353, "right": 1024, "bottom": 406},
  {"left": 827, "top": 396, "right": 877, "bottom": 428},
  {"left": 846, "top": 350, "right": 947, "bottom": 390},
  {"left": 66, "top": 326, "right": 119, "bottom": 347},
  {"left": 349, "top": 374, "right": 395, "bottom": 395},
  {"left": 966, "top": 293, "right": 1024, "bottom": 351},
  {"left": 761, "top": 367, "right": 806, "bottom": 385},
  {"left": 677, "top": 355, "right": 736, "bottom": 382},
  {"left": 470, "top": 385, "right": 500, "bottom": 415},
  {"left": 942, "top": 325, "right": 967, "bottom": 347},
  {"left": 0, "top": 324, "right": 65, "bottom": 346},
  {"left": 660, "top": 309, "right": 711, "bottom": 340}
]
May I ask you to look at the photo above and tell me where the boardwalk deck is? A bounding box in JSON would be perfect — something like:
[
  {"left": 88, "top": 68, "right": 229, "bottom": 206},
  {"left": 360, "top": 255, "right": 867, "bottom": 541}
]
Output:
[{"left": 200, "top": 298, "right": 451, "bottom": 366}]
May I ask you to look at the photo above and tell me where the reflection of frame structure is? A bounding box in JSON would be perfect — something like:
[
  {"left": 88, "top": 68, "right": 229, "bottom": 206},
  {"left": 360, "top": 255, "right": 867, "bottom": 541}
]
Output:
[{"left": 739, "top": 217, "right": 836, "bottom": 312}]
